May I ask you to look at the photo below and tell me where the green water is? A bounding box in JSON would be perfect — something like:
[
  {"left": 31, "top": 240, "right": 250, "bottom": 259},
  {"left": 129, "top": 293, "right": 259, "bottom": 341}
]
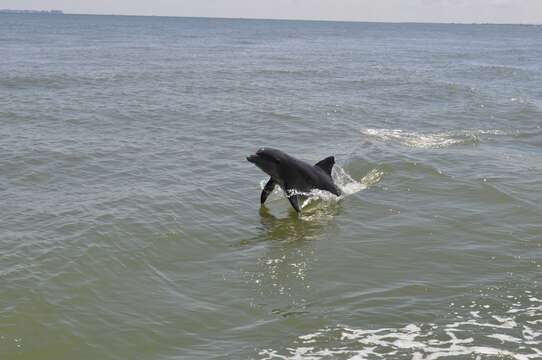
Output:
[{"left": 1, "top": 14, "right": 541, "bottom": 359}]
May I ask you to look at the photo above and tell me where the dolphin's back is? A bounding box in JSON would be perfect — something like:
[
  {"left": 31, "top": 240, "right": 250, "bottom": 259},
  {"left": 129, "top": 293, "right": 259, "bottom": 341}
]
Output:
[{"left": 278, "top": 154, "right": 341, "bottom": 196}]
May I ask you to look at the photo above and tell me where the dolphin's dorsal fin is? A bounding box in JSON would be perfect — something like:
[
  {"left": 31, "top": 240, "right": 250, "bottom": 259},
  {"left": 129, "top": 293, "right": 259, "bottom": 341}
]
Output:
[
  {"left": 314, "top": 156, "right": 335, "bottom": 176},
  {"left": 260, "top": 178, "right": 276, "bottom": 204}
]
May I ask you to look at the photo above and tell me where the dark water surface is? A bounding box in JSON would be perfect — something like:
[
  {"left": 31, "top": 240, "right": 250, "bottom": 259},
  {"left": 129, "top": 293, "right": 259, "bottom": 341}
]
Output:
[{"left": 1, "top": 14, "right": 541, "bottom": 359}]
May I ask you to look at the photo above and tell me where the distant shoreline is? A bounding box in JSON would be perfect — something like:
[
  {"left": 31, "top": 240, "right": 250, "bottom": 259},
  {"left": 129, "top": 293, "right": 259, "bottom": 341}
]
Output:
[
  {"left": 0, "top": 11, "right": 539, "bottom": 26},
  {"left": 0, "top": 9, "right": 63, "bottom": 14}
]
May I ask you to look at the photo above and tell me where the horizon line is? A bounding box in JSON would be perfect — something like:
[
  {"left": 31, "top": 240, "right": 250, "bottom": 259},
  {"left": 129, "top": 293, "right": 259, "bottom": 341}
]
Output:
[{"left": 3, "top": 10, "right": 541, "bottom": 26}]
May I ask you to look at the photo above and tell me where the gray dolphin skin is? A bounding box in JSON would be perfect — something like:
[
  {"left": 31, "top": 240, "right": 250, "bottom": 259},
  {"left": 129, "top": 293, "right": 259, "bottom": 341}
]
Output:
[{"left": 247, "top": 147, "right": 342, "bottom": 213}]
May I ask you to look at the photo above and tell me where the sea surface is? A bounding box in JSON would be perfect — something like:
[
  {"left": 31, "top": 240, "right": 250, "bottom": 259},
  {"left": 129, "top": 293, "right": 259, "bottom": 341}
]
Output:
[{"left": 1, "top": 14, "right": 541, "bottom": 359}]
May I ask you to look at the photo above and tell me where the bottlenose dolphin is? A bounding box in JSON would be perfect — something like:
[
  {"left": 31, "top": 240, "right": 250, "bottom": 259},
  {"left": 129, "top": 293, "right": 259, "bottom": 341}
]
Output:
[{"left": 247, "top": 148, "right": 341, "bottom": 213}]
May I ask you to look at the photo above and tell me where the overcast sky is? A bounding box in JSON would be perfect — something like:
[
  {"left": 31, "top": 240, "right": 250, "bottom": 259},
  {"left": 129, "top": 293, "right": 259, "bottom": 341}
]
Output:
[{"left": 1, "top": 0, "right": 541, "bottom": 24}]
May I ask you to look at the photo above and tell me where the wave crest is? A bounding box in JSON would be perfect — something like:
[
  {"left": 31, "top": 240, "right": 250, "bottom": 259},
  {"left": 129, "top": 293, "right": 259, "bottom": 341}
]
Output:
[{"left": 361, "top": 128, "right": 506, "bottom": 149}]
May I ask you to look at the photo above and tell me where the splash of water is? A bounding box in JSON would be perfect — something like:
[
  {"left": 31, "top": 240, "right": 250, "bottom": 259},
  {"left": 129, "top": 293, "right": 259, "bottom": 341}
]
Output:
[{"left": 258, "top": 165, "right": 378, "bottom": 210}]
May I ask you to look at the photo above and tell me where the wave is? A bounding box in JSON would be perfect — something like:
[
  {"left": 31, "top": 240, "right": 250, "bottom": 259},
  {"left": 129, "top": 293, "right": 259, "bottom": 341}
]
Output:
[
  {"left": 258, "top": 293, "right": 542, "bottom": 359},
  {"left": 459, "top": 63, "right": 535, "bottom": 81},
  {"left": 255, "top": 111, "right": 304, "bottom": 121},
  {"left": 0, "top": 74, "right": 76, "bottom": 89},
  {"left": 360, "top": 128, "right": 507, "bottom": 149}
]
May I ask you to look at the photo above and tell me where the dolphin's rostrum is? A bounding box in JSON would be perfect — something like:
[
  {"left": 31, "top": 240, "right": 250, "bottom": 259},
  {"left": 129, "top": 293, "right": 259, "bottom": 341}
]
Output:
[{"left": 247, "top": 147, "right": 342, "bottom": 213}]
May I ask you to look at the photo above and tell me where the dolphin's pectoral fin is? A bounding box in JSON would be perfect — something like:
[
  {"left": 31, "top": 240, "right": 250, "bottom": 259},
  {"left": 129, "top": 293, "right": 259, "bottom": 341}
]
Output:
[
  {"left": 314, "top": 156, "right": 335, "bottom": 175},
  {"left": 288, "top": 195, "right": 301, "bottom": 213},
  {"left": 260, "top": 177, "right": 276, "bottom": 204}
]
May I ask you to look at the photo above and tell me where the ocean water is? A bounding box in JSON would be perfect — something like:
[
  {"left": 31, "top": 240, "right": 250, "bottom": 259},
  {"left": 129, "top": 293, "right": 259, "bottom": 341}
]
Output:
[{"left": 1, "top": 14, "right": 541, "bottom": 359}]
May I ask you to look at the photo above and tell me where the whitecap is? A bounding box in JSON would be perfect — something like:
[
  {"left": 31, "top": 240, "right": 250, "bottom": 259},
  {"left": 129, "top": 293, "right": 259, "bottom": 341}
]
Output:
[{"left": 360, "top": 128, "right": 506, "bottom": 149}]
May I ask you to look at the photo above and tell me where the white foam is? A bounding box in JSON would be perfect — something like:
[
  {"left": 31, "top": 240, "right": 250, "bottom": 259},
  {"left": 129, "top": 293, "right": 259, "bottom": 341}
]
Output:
[
  {"left": 332, "top": 166, "right": 368, "bottom": 196},
  {"left": 258, "top": 300, "right": 542, "bottom": 360},
  {"left": 487, "top": 333, "right": 523, "bottom": 343},
  {"left": 523, "top": 325, "right": 542, "bottom": 341},
  {"left": 360, "top": 128, "right": 506, "bottom": 149}
]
